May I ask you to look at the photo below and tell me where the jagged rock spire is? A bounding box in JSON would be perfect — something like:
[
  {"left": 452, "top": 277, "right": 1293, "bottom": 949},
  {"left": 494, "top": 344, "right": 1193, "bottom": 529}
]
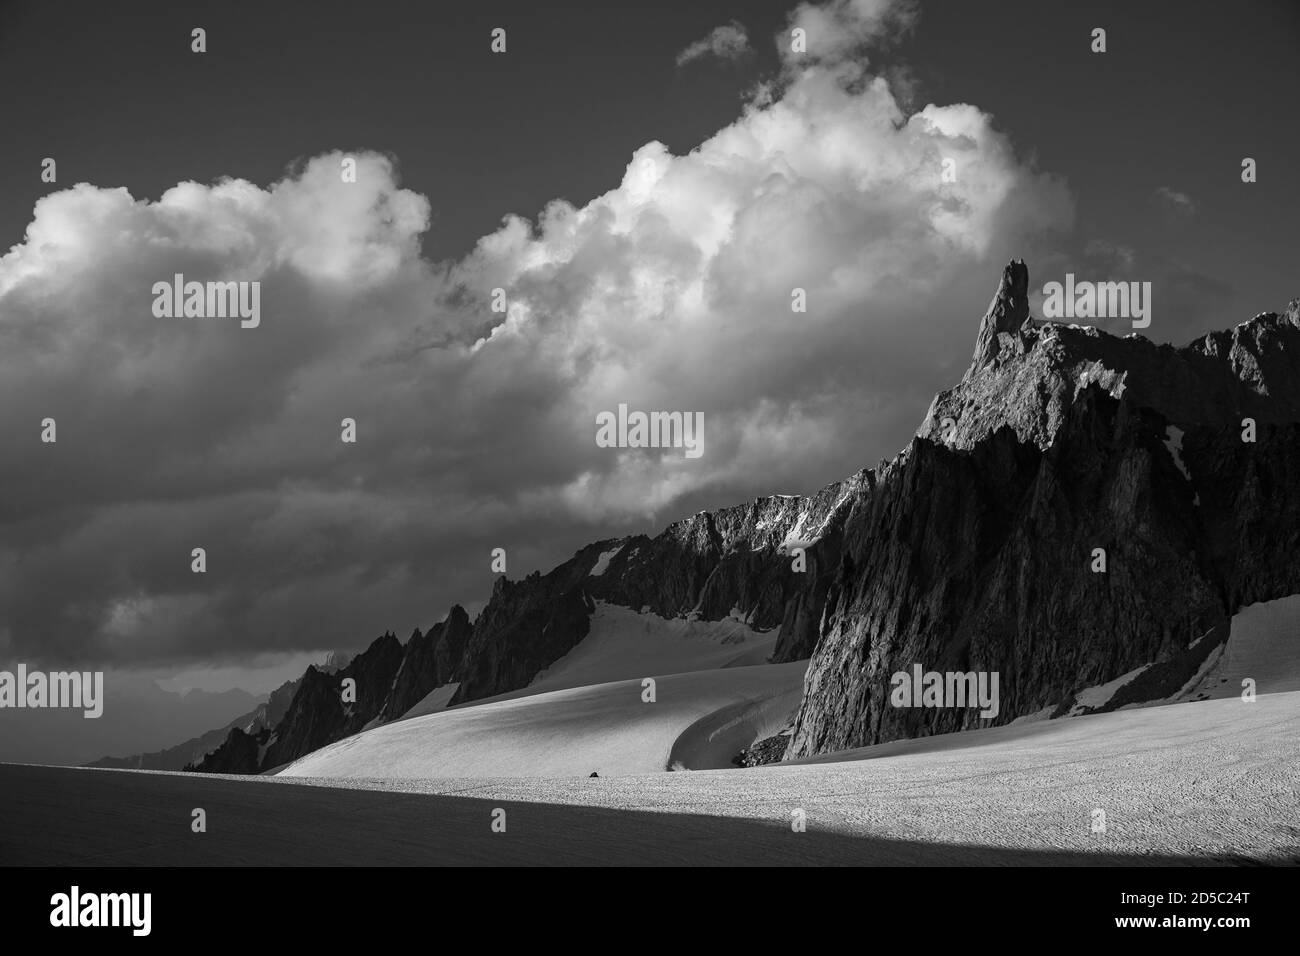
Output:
[{"left": 969, "top": 259, "right": 1031, "bottom": 374}]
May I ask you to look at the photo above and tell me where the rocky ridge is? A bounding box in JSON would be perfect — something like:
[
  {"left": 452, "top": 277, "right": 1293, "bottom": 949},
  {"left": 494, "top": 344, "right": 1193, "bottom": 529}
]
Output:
[{"left": 187, "top": 261, "right": 1300, "bottom": 772}]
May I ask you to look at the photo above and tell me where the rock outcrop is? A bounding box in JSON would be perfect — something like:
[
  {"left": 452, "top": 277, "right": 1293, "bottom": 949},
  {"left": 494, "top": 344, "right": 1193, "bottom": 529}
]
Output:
[
  {"left": 786, "top": 264, "right": 1300, "bottom": 757},
  {"left": 969, "top": 258, "right": 1032, "bottom": 371},
  {"left": 190, "top": 633, "right": 405, "bottom": 772},
  {"left": 378, "top": 606, "right": 472, "bottom": 721}
]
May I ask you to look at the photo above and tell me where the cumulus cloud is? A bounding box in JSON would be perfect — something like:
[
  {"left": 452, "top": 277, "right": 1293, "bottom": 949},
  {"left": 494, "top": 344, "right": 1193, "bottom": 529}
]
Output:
[
  {"left": 676, "top": 21, "right": 751, "bottom": 66},
  {"left": 781, "top": 0, "right": 919, "bottom": 65},
  {"left": 1, "top": 0, "right": 1074, "bottom": 670}
]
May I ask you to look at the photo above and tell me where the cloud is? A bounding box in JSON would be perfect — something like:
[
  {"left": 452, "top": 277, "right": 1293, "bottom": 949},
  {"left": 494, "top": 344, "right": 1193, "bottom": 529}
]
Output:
[
  {"left": 676, "top": 21, "right": 751, "bottom": 66},
  {"left": 1154, "top": 186, "right": 1197, "bottom": 216},
  {"left": 0, "top": 0, "right": 1073, "bottom": 670},
  {"left": 781, "top": 0, "right": 919, "bottom": 65}
]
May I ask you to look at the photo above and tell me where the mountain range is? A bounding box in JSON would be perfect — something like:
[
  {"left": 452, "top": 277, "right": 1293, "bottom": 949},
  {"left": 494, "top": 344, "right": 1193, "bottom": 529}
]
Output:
[
  {"left": 175, "top": 260, "right": 1300, "bottom": 774},
  {"left": 87, "top": 653, "right": 350, "bottom": 771}
]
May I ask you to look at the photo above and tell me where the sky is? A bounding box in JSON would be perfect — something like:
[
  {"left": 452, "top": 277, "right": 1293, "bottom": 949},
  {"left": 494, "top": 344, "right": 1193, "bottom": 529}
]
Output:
[{"left": 0, "top": 0, "right": 1297, "bottom": 700}]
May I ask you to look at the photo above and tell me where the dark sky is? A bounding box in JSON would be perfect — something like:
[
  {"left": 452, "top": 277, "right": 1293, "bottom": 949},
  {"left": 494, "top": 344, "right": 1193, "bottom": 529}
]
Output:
[
  {"left": 4, "top": 0, "right": 1295, "bottom": 292},
  {"left": 1, "top": 0, "right": 802, "bottom": 261},
  {"left": 0, "top": 0, "right": 1296, "bottom": 696}
]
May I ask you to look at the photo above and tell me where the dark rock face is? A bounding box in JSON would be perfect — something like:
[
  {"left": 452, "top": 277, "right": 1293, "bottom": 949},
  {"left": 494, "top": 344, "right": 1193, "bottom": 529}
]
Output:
[
  {"left": 433, "top": 607, "right": 472, "bottom": 688},
  {"left": 734, "top": 733, "right": 790, "bottom": 767},
  {"left": 238, "top": 675, "right": 302, "bottom": 739},
  {"left": 786, "top": 263, "right": 1300, "bottom": 758},
  {"left": 970, "top": 258, "right": 1031, "bottom": 371},
  {"left": 378, "top": 607, "right": 472, "bottom": 722},
  {"left": 571, "top": 477, "right": 869, "bottom": 665},
  {"left": 262, "top": 632, "right": 404, "bottom": 769},
  {"left": 450, "top": 572, "right": 596, "bottom": 704},
  {"left": 184, "top": 726, "right": 265, "bottom": 774},
  {"left": 447, "top": 487, "right": 866, "bottom": 704},
  {"left": 191, "top": 633, "right": 405, "bottom": 773}
]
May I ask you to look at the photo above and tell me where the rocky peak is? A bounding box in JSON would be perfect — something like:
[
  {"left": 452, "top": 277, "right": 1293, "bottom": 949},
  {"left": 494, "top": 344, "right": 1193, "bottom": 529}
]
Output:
[
  {"left": 785, "top": 262, "right": 1300, "bottom": 757},
  {"left": 968, "top": 258, "right": 1031, "bottom": 374},
  {"left": 374, "top": 607, "right": 474, "bottom": 723},
  {"left": 319, "top": 650, "right": 353, "bottom": 673},
  {"left": 928, "top": 261, "right": 1300, "bottom": 453}
]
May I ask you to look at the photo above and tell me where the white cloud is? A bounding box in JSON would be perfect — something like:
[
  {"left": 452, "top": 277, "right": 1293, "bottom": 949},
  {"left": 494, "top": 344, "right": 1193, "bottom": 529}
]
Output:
[
  {"left": 0, "top": 0, "right": 1074, "bottom": 667},
  {"left": 781, "top": 0, "right": 919, "bottom": 65},
  {"left": 676, "top": 21, "right": 751, "bottom": 66},
  {"left": 454, "top": 0, "right": 1071, "bottom": 517}
]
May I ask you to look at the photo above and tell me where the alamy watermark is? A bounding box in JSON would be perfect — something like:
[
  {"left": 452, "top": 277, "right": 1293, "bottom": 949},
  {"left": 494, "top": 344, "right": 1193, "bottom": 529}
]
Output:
[
  {"left": 595, "top": 403, "right": 703, "bottom": 459},
  {"left": 1042, "top": 274, "right": 1151, "bottom": 329},
  {"left": 0, "top": 665, "right": 103, "bottom": 718},
  {"left": 151, "top": 273, "right": 260, "bottom": 328},
  {"left": 50, "top": 886, "right": 150, "bottom": 936},
  {"left": 890, "top": 664, "right": 999, "bottom": 719}
]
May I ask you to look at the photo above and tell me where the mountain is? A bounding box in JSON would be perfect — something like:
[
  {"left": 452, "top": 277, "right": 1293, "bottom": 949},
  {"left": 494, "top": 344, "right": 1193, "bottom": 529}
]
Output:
[
  {"left": 89, "top": 677, "right": 300, "bottom": 771},
  {"left": 184, "top": 260, "right": 1300, "bottom": 773},
  {"left": 187, "top": 634, "right": 403, "bottom": 772},
  {"left": 90, "top": 652, "right": 352, "bottom": 771},
  {"left": 378, "top": 607, "right": 471, "bottom": 721},
  {"left": 0, "top": 677, "right": 260, "bottom": 768},
  {"left": 785, "top": 261, "right": 1300, "bottom": 756},
  {"left": 320, "top": 650, "right": 354, "bottom": 672},
  {"left": 446, "top": 472, "right": 869, "bottom": 705}
]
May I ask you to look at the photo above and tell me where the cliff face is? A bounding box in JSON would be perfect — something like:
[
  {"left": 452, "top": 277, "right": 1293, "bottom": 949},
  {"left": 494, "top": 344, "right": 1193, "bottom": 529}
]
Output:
[
  {"left": 377, "top": 607, "right": 472, "bottom": 722},
  {"left": 260, "top": 630, "right": 406, "bottom": 769},
  {"left": 785, "top": 267, "right": 1300, "bottom": 757},
  {"left": 192, "top": 633, "right": 405, "bottom": 773},
  {"left": 447, "top": 475, "right": 869, "bottom": 705}
]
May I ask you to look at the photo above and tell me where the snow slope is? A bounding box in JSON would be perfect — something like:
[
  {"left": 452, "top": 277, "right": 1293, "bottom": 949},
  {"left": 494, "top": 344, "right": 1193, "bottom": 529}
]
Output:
[
  {"left": 292, "top": 594, "right": 1300, "bottom": 784},
  {"left": 278, "top": 603, "right": 795, "bottom": 779},
  {"left": 9, "top": 599, "right": 1298, "bottom": 865},
  {"left": 523, "top": 601, "right": 778, "bottom": 695},
  {"left": 280, "top": 662, "right": 806, "bottom": 779},
  {"left": 1033, "top": 594, "right": 1300, "bottom": 717},
  {"left": 305, "top": 690, "right": 1300, "bottom": 864},
  {"left": 399, "top": 682, "right": 461, "bottom": 720},
  {"left": 391, "top": 602, "right": 779, "bottom": 724},
  {"left": 1171, "top": 594, "right": 1300, "bottom": 702},
  {"left": 17, "top": 687, "right": 1292, "bottom": 865}
]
